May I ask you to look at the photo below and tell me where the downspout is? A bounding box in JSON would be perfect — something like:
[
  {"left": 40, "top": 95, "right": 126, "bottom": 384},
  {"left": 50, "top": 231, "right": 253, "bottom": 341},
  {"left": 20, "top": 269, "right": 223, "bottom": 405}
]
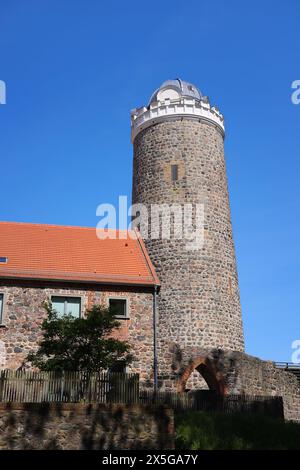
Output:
[{"left": 153, "top": 285, "right": 158, "bottom": 392}]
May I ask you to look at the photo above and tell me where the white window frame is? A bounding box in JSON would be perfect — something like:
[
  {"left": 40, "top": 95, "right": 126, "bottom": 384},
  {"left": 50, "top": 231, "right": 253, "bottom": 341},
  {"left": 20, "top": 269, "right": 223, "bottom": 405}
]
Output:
[
  {"left": 0, "top": 292, "right": 7, "bottom": 326},
  {"left": 108, "top": 297, "right": 129, "bottom": 319},
  {"left": 51, "top": 295, "right": 83, "bottom": 318}
]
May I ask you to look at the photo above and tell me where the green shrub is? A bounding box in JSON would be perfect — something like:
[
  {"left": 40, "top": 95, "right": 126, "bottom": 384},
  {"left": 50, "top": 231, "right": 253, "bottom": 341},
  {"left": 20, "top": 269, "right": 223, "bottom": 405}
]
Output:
[{"left": 175, "top": 411, "right": 300, "bottom": 450}]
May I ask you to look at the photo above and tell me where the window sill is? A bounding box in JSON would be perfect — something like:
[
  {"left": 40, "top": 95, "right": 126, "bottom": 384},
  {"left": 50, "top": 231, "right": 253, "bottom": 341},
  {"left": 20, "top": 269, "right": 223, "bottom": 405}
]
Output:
[
  {"left": 0, "top": 324, "right": 6, "bottom": 328},
  {"left": 114, "top": 316, "right": 130, "bottom": 320}
]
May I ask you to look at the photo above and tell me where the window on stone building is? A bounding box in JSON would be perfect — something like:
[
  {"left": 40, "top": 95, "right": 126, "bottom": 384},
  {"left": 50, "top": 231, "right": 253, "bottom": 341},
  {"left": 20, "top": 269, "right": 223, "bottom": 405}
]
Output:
[
  {"left": 0, "top": 294, "right": 3, "bottom": 324},
  {"left": 109, "top": 298, "right": 128, "bottom": 318},
  {"left": 51, "top": 296, "right": 81, "bottom": 318},
  {"left": 171, "top": 164, "right": 179, "bottom": 182}
]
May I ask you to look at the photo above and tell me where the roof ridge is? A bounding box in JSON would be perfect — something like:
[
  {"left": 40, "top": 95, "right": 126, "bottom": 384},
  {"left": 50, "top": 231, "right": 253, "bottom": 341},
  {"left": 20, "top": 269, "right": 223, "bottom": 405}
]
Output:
[{"left": 0, "top": 221, "right": 135, "bottom": 234}]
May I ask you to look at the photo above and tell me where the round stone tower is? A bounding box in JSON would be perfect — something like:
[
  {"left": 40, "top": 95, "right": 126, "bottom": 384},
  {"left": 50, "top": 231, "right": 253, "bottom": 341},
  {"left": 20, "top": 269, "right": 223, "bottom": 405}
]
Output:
[{"left": 131, "top": 79, "right": 244, "bottom": 387}]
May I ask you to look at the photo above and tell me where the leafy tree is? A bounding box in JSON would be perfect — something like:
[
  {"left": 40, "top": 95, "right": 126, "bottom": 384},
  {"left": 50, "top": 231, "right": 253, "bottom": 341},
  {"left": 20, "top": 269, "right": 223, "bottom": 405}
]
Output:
[{"left": 27, "top": 303, "right": 132, "bottom": 372}]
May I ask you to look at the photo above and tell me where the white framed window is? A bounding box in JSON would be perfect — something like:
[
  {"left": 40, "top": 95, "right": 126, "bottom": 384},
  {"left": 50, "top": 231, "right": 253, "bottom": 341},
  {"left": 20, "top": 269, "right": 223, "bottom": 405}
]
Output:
[
  {"left": 51, "top": 296, "right": 81, "bottom": 318},
  {"left": 109, "top": 298, "right": 128, "bottom": 319},
  {"left": 0, "top": 293, "right": 4, "bottom": 324}
]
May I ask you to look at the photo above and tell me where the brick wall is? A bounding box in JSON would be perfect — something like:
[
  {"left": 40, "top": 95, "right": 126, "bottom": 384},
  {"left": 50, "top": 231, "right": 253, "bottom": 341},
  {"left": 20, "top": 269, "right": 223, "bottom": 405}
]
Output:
[
  {"left": 0, "top": 403, "right": 174, "bottom": 449},
  {"left": 0, "top": 280, "right": 154, "bottom": 386}
]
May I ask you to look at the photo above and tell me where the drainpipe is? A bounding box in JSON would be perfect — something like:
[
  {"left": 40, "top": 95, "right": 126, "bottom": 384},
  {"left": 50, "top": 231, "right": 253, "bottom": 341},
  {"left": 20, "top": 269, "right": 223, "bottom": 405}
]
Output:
[{"left": 153, "top": 285, "right": 158, "bottom": 392}]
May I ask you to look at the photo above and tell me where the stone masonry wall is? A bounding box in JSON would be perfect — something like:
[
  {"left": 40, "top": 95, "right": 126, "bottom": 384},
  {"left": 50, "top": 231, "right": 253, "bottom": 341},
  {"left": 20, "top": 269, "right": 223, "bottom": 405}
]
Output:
[
  {"left": 221, "top": 351, "right": 300, "bottom": 422},
  {"left": 174, "top": 347, "right": 300, "bottom": 421},
  {"left": 132, "top": 118, "right": 244, "bottom": 383},
  {"left": 0, "top": 280, "right": 154, "bottom": 386},
  {"left": 0, "top": 403, "right": 174, "bottom": 449}
]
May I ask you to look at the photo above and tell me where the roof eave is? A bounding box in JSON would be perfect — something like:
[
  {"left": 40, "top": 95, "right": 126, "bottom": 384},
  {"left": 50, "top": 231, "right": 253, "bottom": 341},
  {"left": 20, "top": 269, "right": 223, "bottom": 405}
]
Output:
[{"left": 0, "top": 273, "right": 160, "bottom": 289}]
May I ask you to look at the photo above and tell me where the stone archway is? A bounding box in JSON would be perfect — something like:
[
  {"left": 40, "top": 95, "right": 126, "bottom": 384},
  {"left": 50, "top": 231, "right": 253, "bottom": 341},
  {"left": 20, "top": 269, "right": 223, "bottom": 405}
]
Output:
[{"left": 177, "top": 356, "right": 227, "bottom": 395}]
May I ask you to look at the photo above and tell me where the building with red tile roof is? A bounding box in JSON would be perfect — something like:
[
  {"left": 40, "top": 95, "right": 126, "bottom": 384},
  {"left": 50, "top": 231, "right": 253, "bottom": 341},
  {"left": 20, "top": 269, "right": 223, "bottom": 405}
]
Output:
[
  {"left": 0, "top": 222, "right": 159, "bottom": 287},
  {"left": 0, "top": 222, "right": 159, "bottom": 380}
]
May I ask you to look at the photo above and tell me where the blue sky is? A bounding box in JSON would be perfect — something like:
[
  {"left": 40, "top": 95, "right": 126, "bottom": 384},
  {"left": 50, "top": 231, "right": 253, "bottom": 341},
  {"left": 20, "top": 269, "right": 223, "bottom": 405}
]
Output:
[{"left": 0, "top": 0, "right": 299, "bottom": 362}]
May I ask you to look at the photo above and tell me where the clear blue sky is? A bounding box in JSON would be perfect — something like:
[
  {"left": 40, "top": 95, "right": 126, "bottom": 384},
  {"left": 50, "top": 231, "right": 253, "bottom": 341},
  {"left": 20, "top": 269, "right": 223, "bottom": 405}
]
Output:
[{"left": 0, "top": 0, "right": 299, "bottom": 362}]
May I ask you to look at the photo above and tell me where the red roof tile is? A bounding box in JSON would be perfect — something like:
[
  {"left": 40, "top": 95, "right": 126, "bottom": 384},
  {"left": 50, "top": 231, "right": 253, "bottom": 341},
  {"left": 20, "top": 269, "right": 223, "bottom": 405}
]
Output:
[{"left": 0, "top": 222, "right": 159, "bottom": 287}]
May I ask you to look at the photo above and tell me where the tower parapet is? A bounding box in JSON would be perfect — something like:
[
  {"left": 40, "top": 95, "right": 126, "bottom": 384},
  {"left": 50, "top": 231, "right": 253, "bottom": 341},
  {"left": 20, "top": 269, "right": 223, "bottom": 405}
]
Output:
[{"left": 131, "top": 78, "right": 224, "bottom": 142}]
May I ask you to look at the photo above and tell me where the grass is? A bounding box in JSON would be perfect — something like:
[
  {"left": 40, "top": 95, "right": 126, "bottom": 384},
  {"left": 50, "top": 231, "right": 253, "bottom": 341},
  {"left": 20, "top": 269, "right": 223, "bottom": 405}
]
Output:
[{"left": 175, "top": 411, "right": 300, "bottom": 449}]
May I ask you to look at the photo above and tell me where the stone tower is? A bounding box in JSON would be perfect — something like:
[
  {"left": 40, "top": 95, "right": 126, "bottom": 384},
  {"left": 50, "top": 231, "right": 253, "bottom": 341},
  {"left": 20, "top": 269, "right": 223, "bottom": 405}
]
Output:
[{"left": 131, "top": 79, "right": 244, "bottom": 387}]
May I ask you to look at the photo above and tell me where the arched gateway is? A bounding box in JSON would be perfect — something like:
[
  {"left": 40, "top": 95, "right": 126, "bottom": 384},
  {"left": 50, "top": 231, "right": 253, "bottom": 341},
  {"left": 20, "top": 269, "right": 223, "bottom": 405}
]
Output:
[{"left": 177, "top": 356, "right": 227, "bottom": 395}]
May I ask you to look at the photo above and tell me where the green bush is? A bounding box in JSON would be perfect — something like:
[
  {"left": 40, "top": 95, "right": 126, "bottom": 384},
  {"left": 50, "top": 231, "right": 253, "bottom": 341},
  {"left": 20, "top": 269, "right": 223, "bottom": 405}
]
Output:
[
  {"left": 27, "top": 303, "right": 132, "bottom": 372},
  {"left": 175, "top": 411, "right": 300, "bottom": 449}
]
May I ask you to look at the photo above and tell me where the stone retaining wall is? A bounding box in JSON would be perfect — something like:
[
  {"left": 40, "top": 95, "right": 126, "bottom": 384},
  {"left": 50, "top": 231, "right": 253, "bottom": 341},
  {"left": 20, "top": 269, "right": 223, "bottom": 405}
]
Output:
[{"left": 0, "top": 403, "right": 174, "bottom": 450}]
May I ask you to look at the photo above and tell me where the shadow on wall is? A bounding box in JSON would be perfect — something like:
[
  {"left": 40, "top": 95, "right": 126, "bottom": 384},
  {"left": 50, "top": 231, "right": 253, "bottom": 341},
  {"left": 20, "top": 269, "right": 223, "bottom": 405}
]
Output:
[{"left": 0, "top": 403, "right": 174, "bottom": 450}]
